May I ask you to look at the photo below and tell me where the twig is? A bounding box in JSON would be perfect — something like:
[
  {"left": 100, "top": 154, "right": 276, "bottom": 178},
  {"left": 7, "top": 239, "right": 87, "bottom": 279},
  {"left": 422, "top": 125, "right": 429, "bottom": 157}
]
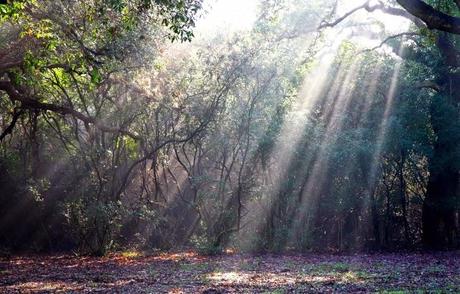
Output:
[{"left": 359, "top": 32, "right": 419, "bottom": 54}]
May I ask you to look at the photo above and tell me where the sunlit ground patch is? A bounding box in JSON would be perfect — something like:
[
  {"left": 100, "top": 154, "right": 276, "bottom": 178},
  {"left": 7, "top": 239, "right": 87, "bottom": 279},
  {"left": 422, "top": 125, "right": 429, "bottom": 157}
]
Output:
[
  {"left": 206, "top": 271, "right": 301, "bottom": 286},
  {"left": 6, "top": 281, "right": 84, "bottom": 292},
  {"left": 7, "top": 278, "right": 140, "bottom": 292},
  {"left": 205, "top": 269, "right": 368, "bottom": 288},
  {"left": 152, "top": 250, "right": 207, "bottom": 262},
  {"left": 120, "top": 250, "right": 144, "bottom": 259}
]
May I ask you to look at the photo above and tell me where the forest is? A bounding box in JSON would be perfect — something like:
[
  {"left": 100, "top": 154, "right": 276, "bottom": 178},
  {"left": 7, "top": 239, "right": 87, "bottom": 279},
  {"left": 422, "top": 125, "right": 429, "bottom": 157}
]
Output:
[{"left": 0, "top": 0, "right": 459, "bottom": 292}]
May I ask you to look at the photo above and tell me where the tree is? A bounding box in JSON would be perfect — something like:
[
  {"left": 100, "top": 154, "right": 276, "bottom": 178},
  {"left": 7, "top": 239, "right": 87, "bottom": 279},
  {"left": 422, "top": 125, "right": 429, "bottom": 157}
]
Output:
[
  {"left": 0, "top": 0, "right": 202, "bottom": 140},
  {"left": 320, "top": 0, "right": 459, "bottom": 249}
]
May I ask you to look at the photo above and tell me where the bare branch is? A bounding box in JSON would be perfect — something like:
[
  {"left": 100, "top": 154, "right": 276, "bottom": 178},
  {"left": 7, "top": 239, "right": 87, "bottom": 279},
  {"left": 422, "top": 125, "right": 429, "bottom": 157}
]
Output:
[
  {"left": 318, "top": 1, "right": 372, "bottom": 29},
  {"left": 360, "top": 32, "right": 419, "bottom": 53}
]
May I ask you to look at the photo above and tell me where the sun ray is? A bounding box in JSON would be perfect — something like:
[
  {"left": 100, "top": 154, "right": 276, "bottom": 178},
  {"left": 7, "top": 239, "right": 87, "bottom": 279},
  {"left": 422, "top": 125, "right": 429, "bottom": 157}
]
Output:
[
  {"left": 285, "top": 56, "right": 365, "bottom": 247},
  {"left": 235, "top": 44, "right": 343, "bottom": 249},
  {"left": 355, "top": 43, "right": 407, "bottom": 246}
]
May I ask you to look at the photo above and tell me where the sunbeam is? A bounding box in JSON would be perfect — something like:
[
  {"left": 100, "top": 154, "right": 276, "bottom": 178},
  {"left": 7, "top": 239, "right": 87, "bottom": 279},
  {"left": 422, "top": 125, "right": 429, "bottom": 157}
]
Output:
[
  {"left": 236, "top": 43, "right": 341, "bottom": 250},
  {"left": 286, "top": 56, "right": 364, "bottom": 248}
]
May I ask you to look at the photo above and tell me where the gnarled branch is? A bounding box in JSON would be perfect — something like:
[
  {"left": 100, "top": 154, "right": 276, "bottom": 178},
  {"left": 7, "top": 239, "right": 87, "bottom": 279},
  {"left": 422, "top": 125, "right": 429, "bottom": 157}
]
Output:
[
  {"left": 396, "top": 0, "right": 460, "bottom": 34},
  {"left": 360, "top": 32, "right": 420, "bottom": 53},
  {"left": 0, "top": 80, "right": 142, "bottom": 141},
  {"left": 318, "top": 0, "right": 425, "bottom": 30}
]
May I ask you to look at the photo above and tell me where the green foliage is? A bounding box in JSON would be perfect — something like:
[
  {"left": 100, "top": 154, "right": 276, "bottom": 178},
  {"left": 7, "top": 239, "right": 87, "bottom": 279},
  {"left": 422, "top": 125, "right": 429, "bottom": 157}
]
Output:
[
  {"left": 0, "top": 1, "right": 26, "bottom": 22},
  {"left": 64, "top": 198, "right": 124, "bottom": 256},
  {"left": 191, "top": 235, "right": 222, "bottom": 256}
]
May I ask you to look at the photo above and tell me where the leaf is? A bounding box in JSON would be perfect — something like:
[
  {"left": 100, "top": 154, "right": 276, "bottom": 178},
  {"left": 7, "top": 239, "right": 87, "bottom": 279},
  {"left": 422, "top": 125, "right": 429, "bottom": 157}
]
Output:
[{"left": 90, "top": 68, "right": 102, "bottom": 85}]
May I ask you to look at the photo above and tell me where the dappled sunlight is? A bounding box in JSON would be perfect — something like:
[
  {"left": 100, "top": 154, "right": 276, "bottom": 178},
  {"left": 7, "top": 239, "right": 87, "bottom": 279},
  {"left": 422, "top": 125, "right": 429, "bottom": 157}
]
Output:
[
  {"left": 206, "top": 270, "right": 323, "bottom": 286},
  {"left": 205, "top": 269, "right": 370, "bottom": 287},
  {"left": 6, "top": 281, "right": 84, "bottom": 292},
  {"left": 6, "top": 278, "right": 140, "bottom": 292},
  {"left": 152, "top": 251, "right": 205, "bottom": 262},
  {"left": 3, "top": 253, "right": 458, "bottom": 292}
]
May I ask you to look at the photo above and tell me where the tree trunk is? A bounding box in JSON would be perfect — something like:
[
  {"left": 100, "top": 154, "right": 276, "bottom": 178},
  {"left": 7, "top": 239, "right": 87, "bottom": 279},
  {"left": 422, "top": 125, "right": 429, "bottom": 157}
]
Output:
[
  {"left": 422, "top": 140, "right": 458, "bottom": 248},
  {"left": 422, "top": 35, "right": 460, "bottom": 249},
  {"left": 422, "top": 166, "right": 458, "bottom": 248},
  {"left": 422, "top": 72, "right": 459, "bottom": 249}
]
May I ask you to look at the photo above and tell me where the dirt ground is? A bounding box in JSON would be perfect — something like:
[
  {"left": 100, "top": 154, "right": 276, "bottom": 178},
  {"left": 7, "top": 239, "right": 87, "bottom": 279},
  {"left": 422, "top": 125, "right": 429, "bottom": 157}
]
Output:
[{"left": 1, "top": 251, "right": 459, "bottom": 293}]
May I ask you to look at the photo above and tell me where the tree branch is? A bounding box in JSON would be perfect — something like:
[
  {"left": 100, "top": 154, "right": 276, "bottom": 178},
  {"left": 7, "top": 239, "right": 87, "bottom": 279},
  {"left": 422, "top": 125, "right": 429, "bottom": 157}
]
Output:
[
  {"left": 396, "top": 0, "right": 460, "bottom": 34},
  {"left": 318, "top": 0, "right": 425, "bottom": 30},
  {"left": 360, "top": 32, "right": 419, "bottom": 53},
  {"left": 0, "top": 80, "right": 142, "bottom": 140},
  {"left": 415, "top": 80, "right": 441, "bottom": 92},
  {"left": 318, "top": 1, "right": 371, "bottom": 29},
  {"left": 0, "top": 108, "right": 24, "bottom": 142}
]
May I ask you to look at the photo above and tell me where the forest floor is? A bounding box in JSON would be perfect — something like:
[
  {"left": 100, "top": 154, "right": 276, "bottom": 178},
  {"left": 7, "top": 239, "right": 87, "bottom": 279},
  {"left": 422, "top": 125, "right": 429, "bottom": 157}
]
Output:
[{"left": 0, "top": 251, "right": 459, "bottom": 293}]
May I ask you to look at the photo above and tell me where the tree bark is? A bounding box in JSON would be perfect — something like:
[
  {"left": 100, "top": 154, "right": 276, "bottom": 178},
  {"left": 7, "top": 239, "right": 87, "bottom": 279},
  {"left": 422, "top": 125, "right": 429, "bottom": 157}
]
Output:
[
  {"left": 396, "top": 0, "right": 460, "bottom": 34},
  {"left": 422, "top": 67, "right": 459, "bottom": 249}
]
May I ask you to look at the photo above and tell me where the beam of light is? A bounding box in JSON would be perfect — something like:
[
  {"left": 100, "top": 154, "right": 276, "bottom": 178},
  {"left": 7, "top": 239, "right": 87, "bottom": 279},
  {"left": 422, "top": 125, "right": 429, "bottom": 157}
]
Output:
[
  {"left": 286, "top": 56, "right": 364, "bottom": 248},
  {"left": 356, "top": 43, "right": 406, "bottom": 246},
  {"left": 272, "top": 0, "right": 412, "bottom": 250},
  {"left": 162, "top": 0, "right": 413, "bottom": 251},
  {"left": 369, "top": 46, "right": 405, "bottom": 176},
  {"left": 356, "top": 64, "right": 383, "bottom": 124},
  {"left": 235, "top": 31, "right": 361, "bottom": 250},
  {"left": 235, "top": 44, "right": 343, "bottom": 250},
  {"left": 328, "top": 63, "right": 384, "bottom": 178},
  {"left": 322, "top": 63, "right": 383, "bottom": 250},
  {"left": 271, "top": 50, "right": 337, "bottom": 178},
  {"left": 286, "top": 44, "right": 406, "bottom": 249}
]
